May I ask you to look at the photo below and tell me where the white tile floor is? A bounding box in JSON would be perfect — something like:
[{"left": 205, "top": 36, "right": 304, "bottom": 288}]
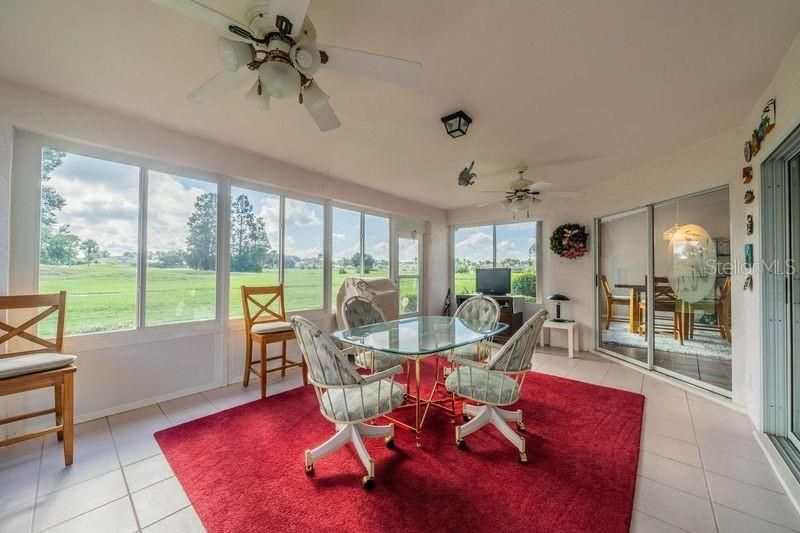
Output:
[{"left": 1, "top": 348, "right": 798, "bottom": 533}]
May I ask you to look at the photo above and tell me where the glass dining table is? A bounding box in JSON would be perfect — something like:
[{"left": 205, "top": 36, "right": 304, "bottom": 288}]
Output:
[{"left": 331, "top": 316, "right": 508, "bottom": 447}]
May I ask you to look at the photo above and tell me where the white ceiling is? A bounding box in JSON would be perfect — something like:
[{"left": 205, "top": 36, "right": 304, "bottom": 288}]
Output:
[{"left": 0, "top": 0, "right": 798, "bottom": 209}]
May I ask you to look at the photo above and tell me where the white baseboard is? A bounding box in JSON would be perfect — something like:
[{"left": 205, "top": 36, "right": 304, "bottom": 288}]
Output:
[
  {"left": 755, "top": 432, "right": 800, "bottom": 517},
  {"left": 588, "top": 348, "right": 746, "bottom": 414},
  {"left": 72, "top": 380, "right": 224, "bottom": 424}
]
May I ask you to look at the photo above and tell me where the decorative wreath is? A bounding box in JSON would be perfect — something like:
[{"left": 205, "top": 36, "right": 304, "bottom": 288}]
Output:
[{"left": 550, "top": 223, "right": 588, "bottom": 259}]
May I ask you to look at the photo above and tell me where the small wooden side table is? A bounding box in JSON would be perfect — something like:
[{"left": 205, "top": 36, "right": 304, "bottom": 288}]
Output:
[{"left": 540, "top": 320, "right": 579, "bottom": 358}]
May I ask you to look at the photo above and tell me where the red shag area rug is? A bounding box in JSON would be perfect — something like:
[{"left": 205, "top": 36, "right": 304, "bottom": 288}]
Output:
[{"left": 155, "top": 360, "right": 643, "bottom": 533}]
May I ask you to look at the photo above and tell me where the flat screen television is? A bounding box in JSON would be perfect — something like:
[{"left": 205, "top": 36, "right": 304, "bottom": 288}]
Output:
[{"left": 476, "top": 268, "right": 511, "bottom": 296}]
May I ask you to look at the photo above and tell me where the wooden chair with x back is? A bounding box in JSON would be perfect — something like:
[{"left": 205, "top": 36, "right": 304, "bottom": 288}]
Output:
[
  {"left": 241, "top": 285, "right": 307, "bottom": 398},
  {"left": 0, "top": 292, "right": 77, "bottom": 465}
]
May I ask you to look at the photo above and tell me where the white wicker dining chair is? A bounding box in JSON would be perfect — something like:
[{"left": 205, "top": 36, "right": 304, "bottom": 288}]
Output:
[
  {"left": 341, "top": 295, "right": 407, "bottom": 372},
  {"left": 445, "top": 309, "right": 547, "bottom": 463},
  {"left": 452, "top": 295, "right": 501, "bottom": 362},
  {"left": 291, "top": 316, "right": 405, "bottom": 489}
]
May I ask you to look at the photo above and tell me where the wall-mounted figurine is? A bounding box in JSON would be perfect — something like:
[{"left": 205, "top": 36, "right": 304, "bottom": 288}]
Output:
[
  {"left": 744, "top": 274, "right": 753, "bottom": 291},
  {"left": 742, "top": 166, "right": 753, "bottom": 184},
  {"left": 758, "top": 98, "right": 776, "bottom": 141},
  {"left": 458, "top": 161, "right": 477, "bottom": 187},
  {"left": 745, "top": 243, "right": 754, "bottom": 268},
  {"left": 744, "top": 98, "right": 776, "bottom": 163},
  {"left": 747, "top": 214, "right": 753, "bottom": 235},
  {"left": 744, "top": 190, "right": 755, "bottom": 204}
]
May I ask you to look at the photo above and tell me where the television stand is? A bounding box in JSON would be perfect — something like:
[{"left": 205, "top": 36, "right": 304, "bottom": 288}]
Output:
[{"left": 454, "top": 294, "right": 524, "bottom": 344}]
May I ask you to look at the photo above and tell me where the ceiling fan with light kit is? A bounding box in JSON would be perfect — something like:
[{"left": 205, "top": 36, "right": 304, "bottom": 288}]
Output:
[
  {"left": 473, "top": 167, "right": 581, "bottom": 217},
  {"left": 150, "top": 0, "right": 422, "bottom": 131}
]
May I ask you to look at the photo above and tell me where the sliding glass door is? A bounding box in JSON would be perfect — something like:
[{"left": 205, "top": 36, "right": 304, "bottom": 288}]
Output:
[
  {"left": 597, "top": 208, "right": 649, "bottom": 365},
  {"left": 596, "top": 187, "right": 732, "bottom": 395},
  {"left": 653, "top": 190, "right": 731, "bottom": 393}
]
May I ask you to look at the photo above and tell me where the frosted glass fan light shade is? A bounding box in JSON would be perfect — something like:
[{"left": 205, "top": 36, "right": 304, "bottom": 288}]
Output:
[
  {"left": 259, "top": 61, "right": 301, "bottom": 99},
  {"left": 501, "top": 198, "right": 512, "bottom": 209},
  {"left": 302, "top": 82, "right": 329, "bottom": 112},
  {"left": 510, "top": 197, "right": 531, "bottom": 212},
  {"left": 246, "top": 81, "right": 270, "bottom": 110},
  {"left": 290, "top": 41, "right": 321, "bottom": 77},
  {"left": 217, "top": 37, "right": 254, "bottom": 72}
]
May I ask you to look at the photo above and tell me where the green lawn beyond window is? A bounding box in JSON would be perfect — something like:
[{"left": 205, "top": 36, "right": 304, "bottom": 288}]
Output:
[{"left": 40, "top": 264, "right": 402, "bottom": 336}]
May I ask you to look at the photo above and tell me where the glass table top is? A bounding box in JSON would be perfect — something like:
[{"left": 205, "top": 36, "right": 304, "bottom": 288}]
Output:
[{"left": 331, "top": 316, "right": 508, "bottom": 356}]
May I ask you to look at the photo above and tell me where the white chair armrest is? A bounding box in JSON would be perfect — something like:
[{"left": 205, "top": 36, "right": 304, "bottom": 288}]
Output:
[{"left": 362, "top": 364, "right": 404, "bottom": 384}]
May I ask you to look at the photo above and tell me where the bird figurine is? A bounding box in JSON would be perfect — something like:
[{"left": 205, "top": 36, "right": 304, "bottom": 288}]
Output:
[{"left": 458, "top": 161, "right": 477, "bottom": 187}]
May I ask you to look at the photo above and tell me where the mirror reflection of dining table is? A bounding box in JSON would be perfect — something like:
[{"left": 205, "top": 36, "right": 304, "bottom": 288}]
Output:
[
  {"left": 613, "top": 282, "right": 698, "bottom": 339},
  {"left": 331, "top": 316, "right": 508, "bottom": 448}
]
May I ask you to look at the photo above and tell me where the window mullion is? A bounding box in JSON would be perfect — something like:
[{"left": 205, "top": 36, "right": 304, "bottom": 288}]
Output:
[
  {"left": 360, "top": 211, "right": 365, "bottom": 275},
  {"left": 136, "top": 168, "right": 149, "bottom": 329},
  {"left": 279, "top": 196, "right": 285, "bottom": 285}
]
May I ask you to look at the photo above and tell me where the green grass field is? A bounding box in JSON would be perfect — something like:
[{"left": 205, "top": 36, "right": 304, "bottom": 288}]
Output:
[
  {"left": 39, "top": 264, "right": 399, "bottom": 336},
  {"left": 39, "top": 265, "right": 529, "bottom": 337}
]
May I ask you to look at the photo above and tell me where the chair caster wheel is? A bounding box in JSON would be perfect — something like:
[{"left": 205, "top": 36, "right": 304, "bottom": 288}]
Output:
[
  {"left": 305, "top": 464, "right": 314, "bottom": 475},
  {"left": 362, "top": 476, "right": 375, "bottom": 490},
  {"left": 519, "top": 452, "right": 528, "bottom": 464},
  {"left": 517, "top": 421, "right": 526, "bottom": 432},
  {"left": 385, "top": 436, "right": 395, "bottom": 449},
  {"left": 456, "top": 438, "right": 466, "bottom": 449}
]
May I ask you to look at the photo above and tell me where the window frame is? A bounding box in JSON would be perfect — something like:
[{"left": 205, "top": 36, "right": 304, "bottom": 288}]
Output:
[
  {"left": 14, "top": 132, "right": 406, "bottom": 349},
  {"left": 329, "top": 201, "right": 393, "bottom": 310},
  {"left": 450, "top": 219, "right": 542, "bottom": 304}
]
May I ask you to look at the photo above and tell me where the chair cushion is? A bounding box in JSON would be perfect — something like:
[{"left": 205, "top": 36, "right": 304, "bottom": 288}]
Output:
[
  {"left": 354, "top": 350, "right": 406, "bottom": 372},
  {"left": 320, "top": 380, "right": 406, "bottom": 422},
  {"left": 251, "top": 321, "right": 293, "bottom": 334},
  {"left": 445, "top": 366, "right": 520, "bottom": 405},
  {"left": 0, "top": 353, "right": 77, "bottom": 380}
]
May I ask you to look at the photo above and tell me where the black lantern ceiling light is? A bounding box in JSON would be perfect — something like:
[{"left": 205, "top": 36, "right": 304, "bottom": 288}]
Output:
[{"left": 441, "top": 110, "right": 472, "bottom": 138}]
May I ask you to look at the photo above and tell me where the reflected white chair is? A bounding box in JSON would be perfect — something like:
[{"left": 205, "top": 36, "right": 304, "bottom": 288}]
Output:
[
  {"left": 445, "top": 310, "right": 547, "bottom": 463},
  {"left": 341, "top": 295, "right": 406, "bottom": 372},
  {"left": 452, "top": 295, "right": 501, "bottom": 362},
  {"left": 291, "top": 316, "right": 405, "bottom": 489}
]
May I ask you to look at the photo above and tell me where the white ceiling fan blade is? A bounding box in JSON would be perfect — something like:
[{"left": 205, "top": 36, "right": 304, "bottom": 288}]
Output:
[
  {"left": 318, "top": 44, "right": 422, "bottom": 88},
  {"left": 306, "top": 101, "right": 341, "bottom": 132},
  {"left": 270, "top": 0, "right": 311, "bottom": 38},
  {"left": 538, "top": 191, "right": 582, "bottom": 199},
  {"left": 528, "top": 181, "right": 552, "bottom": 190},
  {"left": 187, "top": 69, "right": 253, "bottom": 106},
  {"left": 149, "top": 0, "right": 246, "bottom": 33}
]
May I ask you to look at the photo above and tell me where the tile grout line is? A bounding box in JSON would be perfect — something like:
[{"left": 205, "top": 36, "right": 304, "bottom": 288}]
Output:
[
  {"left": 28, "top": 437, "right": 44, "bottom": 533},
  {"left": 634, "top": 509, "right": 691, "bottom": 532},
  {"left": 138, "top": 503, "right": 193, "bottom": 531},
  {"left": 106, "top": 415, "right": 145, "bottom": 533},
  {"left": 711, "top": 502, "right": 800, "bottom": 533},
  {"left": 686, "top": 396, "right": 720, "bottom": 533}
]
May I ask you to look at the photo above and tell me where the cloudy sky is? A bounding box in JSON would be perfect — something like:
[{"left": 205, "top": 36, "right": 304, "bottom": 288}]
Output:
[
  {"left": 331, "top": 207, "right": 390, "bottom": 264},
  {"left": 47, "top": 151, "right": 389, "bottom": 262},
  {"left": 454, "top": 222, "right": 537, "bottom": 264}
]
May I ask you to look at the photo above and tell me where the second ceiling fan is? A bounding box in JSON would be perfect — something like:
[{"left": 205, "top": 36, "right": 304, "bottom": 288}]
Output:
[{"left": 150, "top": 0, "right": 423, "bottom": 131}]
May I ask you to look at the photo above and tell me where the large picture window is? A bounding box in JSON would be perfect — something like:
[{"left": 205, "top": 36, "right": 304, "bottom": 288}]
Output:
[
  {"left": 284, "top": 198, "right": 324, "bottom": 312},
  {"left": 146, "top": 172, "right": 218, "bottom": 325},
  {"left": 229, "top": 186, "right": 280, "bottom": 318},
  {"left": 329, "top": 207, "right": 391, "bottom": 309},
  {"left": 38, "top": 148, "right": 140, "bottom": 336},
  {"left": 33, "top": 138, "right": 400, "bottom": 337},
  {"left": 453, "top": 222, "right": 538, "bottom": 299}
]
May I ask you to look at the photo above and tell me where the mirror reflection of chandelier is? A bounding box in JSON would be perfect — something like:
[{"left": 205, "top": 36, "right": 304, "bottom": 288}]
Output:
[{"left": 663, "top": 200, "right": 681, "bottom": 241}]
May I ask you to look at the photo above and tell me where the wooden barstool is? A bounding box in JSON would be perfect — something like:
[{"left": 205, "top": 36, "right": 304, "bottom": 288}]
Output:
[{"left": 241, "top": 285, "right": 307, "bottom": 398}]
